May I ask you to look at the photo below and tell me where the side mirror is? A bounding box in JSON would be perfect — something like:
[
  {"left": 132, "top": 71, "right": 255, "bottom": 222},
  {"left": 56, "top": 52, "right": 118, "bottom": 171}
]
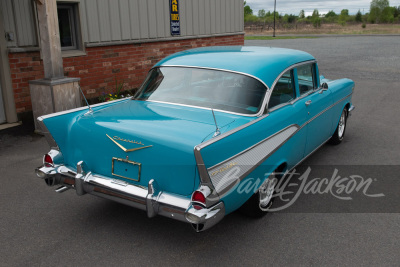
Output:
[{"left": 319, "top": 83, "right": 329, "bottom": 94}]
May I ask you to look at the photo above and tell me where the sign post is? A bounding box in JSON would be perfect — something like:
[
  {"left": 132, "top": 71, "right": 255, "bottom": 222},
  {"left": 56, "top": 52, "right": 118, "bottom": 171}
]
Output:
[{"left": 169, "top": 0, "right": 180, "bottom": 36}]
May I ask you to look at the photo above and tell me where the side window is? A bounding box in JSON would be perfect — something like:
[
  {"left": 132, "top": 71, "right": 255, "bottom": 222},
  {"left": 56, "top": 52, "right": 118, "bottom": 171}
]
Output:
[
  {"left": 297, "top": 64, "right": 316, "bottom": 95},
  {"left": 269, "top": 70, "right": 295, "bottom": 109}
]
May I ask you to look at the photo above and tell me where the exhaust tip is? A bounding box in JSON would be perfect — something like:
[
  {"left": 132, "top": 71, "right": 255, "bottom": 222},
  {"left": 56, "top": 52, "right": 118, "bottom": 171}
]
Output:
[
  {"left": 35, "top": 168, "right": 47, "bottom": 179},
  {"left": 44, "top": 177, "right": 58, "bottom": 187},
  {"left": 55, "top": 186, "right": 69, "bottom": 193}
]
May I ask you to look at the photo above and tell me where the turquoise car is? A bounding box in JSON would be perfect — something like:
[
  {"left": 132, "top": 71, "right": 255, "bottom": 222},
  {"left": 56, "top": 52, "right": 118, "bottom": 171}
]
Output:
[{"left": 35, "top": 46, "right": 355, "bottom": 232}]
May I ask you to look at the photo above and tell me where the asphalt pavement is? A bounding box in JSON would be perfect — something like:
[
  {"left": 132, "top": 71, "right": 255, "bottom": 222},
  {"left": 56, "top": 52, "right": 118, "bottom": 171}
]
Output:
[{"left": 1, "top": 36, "right": 399, "bottom": 266}]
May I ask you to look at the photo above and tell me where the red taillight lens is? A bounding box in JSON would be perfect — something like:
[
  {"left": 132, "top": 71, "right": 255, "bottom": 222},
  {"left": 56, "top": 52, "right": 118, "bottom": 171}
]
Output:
[
  {"left": 192, "top": 191, "right": 206, "bottom": 210},
  {"left": 44, "top": 154, "right": 53, "bottom": 167}
]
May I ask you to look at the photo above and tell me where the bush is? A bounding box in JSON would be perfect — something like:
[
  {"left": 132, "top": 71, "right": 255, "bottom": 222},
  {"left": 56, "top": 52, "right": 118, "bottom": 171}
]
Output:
[
  {"left": 362, "top": 23, "right": 366, "bottom": 28},
  {"left": 312, "top": 17, "right": 321, "bottom": 28}
]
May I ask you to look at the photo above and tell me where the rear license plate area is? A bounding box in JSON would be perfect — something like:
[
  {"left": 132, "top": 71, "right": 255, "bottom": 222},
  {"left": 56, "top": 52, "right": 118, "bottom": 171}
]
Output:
[{"left": 111, "top": 157, "right": 141, "bottom": 182}]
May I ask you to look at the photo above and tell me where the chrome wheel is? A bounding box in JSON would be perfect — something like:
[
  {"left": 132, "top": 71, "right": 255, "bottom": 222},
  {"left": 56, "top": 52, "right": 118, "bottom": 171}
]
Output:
[
  {"left": 259, "top": 174, "right": 276, "bottom": 211},
  {"left": 329, "top": 107, "right": 348, "bottom": 145},
  {"left": 338, "top": 110, "right": 346, "bottom": 139}
]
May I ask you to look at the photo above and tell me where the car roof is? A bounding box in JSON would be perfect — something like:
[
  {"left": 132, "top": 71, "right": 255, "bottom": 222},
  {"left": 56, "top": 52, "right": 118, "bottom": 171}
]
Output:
[{"left": 155, "top": 46, "right": 315, "bottom": 88}]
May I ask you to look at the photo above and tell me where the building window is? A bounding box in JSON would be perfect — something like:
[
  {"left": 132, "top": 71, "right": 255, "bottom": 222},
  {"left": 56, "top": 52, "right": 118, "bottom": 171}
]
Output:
[
  {"left": 58, "top": 5, "right": 77, "bottom": 50},
  {"left": 57, "top": 4, "right": 79, "bottom": 50}
]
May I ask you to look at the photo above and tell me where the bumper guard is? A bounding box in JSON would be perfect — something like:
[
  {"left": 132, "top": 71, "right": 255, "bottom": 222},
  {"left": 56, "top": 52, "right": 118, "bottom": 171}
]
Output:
[{"left": 35, "top": 161, "right": 225, "bottom": 232}]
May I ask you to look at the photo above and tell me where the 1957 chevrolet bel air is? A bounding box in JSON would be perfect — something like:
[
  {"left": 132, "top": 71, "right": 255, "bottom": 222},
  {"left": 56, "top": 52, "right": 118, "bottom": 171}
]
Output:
[{"left": 35, "top": 46, "right": 354, "bottom": 232}]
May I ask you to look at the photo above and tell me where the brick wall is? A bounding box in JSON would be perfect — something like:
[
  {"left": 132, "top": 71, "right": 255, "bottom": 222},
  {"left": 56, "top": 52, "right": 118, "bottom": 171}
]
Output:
[{"left": 8, "top": 34, "right": 244, "bottom": 114}]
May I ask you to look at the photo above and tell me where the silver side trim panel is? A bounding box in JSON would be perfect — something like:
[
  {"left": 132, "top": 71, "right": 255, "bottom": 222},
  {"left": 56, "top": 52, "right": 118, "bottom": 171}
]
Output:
[
  {"left": 194, "top": 115, "right": 267, "bottom": 186},
  {"left": 207, "top": 125, "right": 299, "bottom": 193}
]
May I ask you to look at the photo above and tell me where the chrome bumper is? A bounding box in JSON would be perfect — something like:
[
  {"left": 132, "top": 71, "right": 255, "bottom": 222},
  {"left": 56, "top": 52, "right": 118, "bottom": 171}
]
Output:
[
  {"left": 35, "top": 161, "right": 225, "bottom": 232},
  {"left": 348, "top": 105, "right": 355, "bottom": 117}
]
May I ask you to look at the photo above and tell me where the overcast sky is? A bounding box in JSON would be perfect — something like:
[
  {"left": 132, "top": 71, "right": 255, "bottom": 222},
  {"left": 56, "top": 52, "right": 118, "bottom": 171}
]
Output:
[{"left": 245, "top": 0, "right": 400, "bottom": 16}]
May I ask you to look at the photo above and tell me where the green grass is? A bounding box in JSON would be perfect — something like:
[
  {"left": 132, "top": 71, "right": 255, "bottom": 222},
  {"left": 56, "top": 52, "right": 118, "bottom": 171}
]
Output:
[{"left": 245, "top": 36, "right": 318, "bottom": 40}]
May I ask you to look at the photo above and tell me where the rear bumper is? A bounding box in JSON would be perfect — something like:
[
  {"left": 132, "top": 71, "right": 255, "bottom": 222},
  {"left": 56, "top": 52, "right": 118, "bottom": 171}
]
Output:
[{"left": 35, "top": 161, "right": 225, "bottom": 232}]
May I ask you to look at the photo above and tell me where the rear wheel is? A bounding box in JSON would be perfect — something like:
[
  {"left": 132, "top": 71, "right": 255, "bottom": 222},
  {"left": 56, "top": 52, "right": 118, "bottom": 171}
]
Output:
[
  {"left": 240, "top": 172, "right": 277, "bottom": 217},
  {"left": 329, "top": 108, "right": 347, "bottom": 145}
]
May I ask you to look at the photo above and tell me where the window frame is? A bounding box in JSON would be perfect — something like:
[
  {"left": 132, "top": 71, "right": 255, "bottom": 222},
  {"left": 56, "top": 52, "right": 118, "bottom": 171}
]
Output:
[
  {"left": 267, "top": 61, "right": 321, "bottom": 113},
  {"left": 297, "top": 63, "right": 317, "bottom": 96},
  {"left": 57, "top": 4, "right": 77, "bottom": 51},
  {"left": 267, "top": 69, "right": 296, "bottom": 110}
]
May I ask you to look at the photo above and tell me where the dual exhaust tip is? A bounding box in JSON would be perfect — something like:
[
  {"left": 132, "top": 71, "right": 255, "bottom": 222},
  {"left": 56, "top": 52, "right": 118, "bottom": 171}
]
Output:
[{"left": 35, "top": 167, "right": 69, "bottom": 193}]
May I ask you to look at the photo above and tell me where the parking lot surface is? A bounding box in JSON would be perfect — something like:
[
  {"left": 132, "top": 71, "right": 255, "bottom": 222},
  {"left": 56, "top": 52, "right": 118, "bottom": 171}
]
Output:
[{"left": 1, "top": 36, "right": 399, "bottom": 266}]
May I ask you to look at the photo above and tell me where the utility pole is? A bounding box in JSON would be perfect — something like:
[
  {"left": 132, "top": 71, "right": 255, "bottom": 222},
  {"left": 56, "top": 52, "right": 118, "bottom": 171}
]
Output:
[{"left": 273, "top": 0, "right": 276, "bottom": 37}]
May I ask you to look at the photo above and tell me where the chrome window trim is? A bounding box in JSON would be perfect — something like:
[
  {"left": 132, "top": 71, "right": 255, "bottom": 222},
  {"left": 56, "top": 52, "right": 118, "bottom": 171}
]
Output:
[
  {"left": 145, "top": 100, "right": 259, "bottom": 118},
  {"left": 268, "top": 87, "right": 324, "bottom": 113},
  {"left": 39, "top": 98, "right": 129, "bottom": 120},
  {"left": 152, "top": 65, "right": 271, "bottom": 117},
  {"left": 266, "top": 60, "right": 318, "bottom": 113}
]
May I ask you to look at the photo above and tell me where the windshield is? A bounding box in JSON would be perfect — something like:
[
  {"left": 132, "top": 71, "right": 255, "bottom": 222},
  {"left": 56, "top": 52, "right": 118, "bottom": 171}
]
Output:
[{"left": 133, "top": 67, "right": 268, "bottom": 115}]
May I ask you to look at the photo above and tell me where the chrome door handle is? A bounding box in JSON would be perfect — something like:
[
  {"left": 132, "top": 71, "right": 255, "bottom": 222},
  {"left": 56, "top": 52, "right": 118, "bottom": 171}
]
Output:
[{"left": 305, "top": 100, "right": 312, "bottom": 106}]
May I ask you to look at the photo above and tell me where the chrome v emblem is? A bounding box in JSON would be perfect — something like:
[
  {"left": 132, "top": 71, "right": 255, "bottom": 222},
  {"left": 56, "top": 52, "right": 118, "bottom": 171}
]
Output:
[{"left": 106, "top": 134, "right": 152, "bottom": 152}]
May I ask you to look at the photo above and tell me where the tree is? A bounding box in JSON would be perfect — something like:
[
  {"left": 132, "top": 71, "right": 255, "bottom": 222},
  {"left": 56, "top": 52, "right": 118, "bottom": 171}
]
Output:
[
  {"left": 341, "top": 9, "right": 349, "bottom": 16},
  {"left": 355, "top": 10, "right": 363, "bottom": 22},
  {"left": 370, "top": 0, "right": 390, "bottom": 11},
  {"left": 244, "top": 1, "right": 253, "bottom": 16},
  {"left": 325, "top": 10, "right": 337, "bottom": 18},
  {"left": 369, "top": 0, "right": 390, "bottom": 23},
  {"left": 324, "top": 10, "right": 337, "bottom": 23},
  {"left": 299, "top": 10, "right": 305, "bottom": 19},
  {"left": 393, "top": 6, "right": 400, "bottom": 18},
  {"left": 381, "top": 6, "right": 394, "bottom": 22},
  {"left": 258, "top": 9, "right": 266, "bottom": 18},
  {"left": 312, "top": 9, "right": 321, "bottom": 28},
  {"left": 287, "top": 14, "right": 296, "bottom": 23},
  {"left": 338, "top": 9, "right": 349, "bottom": 25}
]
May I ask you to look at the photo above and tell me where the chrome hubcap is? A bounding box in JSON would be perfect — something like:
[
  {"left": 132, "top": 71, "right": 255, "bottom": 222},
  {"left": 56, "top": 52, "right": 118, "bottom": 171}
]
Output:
[
  {"left": 338, "top": 111, "right": 346, "bottom": 138},
  {"left": 259, "top": 175, "right": 276, "bottom": 210}
]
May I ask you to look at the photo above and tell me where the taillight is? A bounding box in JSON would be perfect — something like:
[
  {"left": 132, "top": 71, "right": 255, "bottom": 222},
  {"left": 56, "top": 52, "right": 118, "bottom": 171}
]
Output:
[
  {"left": 43, "top": 154, "right": 53, "bottom": 167},
  {"left": 192, "top": 191, "right": 206, "bottom": 210}
]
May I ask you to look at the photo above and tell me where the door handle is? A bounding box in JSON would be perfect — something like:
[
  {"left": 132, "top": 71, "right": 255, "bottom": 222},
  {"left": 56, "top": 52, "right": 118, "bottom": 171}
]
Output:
[{"left": 305, "top": 100, "right": 312, "bottom": 106}]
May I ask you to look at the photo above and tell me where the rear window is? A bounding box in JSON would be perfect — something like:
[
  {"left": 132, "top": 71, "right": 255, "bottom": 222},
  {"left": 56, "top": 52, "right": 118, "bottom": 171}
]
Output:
[{"left": 133, "top": 67, "right": 268, "bottom": 115}]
